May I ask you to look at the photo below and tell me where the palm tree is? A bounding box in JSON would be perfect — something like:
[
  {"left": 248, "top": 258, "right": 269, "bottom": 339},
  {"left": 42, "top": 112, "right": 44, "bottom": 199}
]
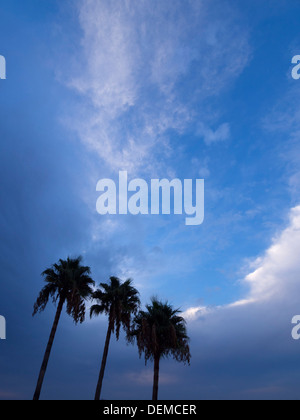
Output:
[
  {"left": 90, "top": 276, "right": 140, "bottom": 401},
  {"left": 129, "top": 298, "right": 191, "bottom": 401},
  {"left": 32, "top": 256, "right": 94, "bottom": 400}
]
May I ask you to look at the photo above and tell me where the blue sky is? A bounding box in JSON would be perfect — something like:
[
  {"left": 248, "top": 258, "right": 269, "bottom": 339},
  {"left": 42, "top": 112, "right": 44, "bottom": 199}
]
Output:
[{"left": 1, "top": 0, "right": 300, "bottom": 400}]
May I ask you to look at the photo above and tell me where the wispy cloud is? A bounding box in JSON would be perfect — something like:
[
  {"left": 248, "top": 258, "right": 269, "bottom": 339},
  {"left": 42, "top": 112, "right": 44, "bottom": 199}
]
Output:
[
  {"left": 63, "top": 0, "right": 250, "bottom": 175},
  {"left": 197, "top": 122, "right": 231, "bottom": 145},
  {"left": 263, "top": 83, "right": 300, "bottom": 202}
]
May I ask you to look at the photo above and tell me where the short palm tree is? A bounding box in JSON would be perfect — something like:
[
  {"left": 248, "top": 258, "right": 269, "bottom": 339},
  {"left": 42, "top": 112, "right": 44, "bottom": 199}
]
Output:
[
  {"left": 90, "top": 277, "right": 140, "bottom": 400},
  {"left": 32, "top": 256, "right": 94, "bottom": 400},
  {"left": 129, "top": 298, "right": 191, "bottom": 401}
]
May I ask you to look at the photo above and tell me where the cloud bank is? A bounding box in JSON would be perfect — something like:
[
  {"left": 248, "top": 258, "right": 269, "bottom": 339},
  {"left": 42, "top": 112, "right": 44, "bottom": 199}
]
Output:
[{"left": 184, "top": 205, "right": 300, "bottom": 319}]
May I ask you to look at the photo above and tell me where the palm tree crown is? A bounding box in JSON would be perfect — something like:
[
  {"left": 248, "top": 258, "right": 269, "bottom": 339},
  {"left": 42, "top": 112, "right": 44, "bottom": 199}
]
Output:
[
  {"left": 90, "top": 276, "right": 140, "bottom": 339},
  {"left": 33, "top": 256, "right": 94, "bottom": 324},
  {"left": 130, "top": 297, "right": 191, "bottom": 364}
]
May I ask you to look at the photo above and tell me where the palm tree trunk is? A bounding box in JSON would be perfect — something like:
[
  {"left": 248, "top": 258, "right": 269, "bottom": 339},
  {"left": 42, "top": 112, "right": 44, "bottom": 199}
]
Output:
[
  {"left": 152, "top": 355, "right": 160, "bottom": 401},
  {"left": 33, "top": 297, "right": 64, "bottom": 400},
  {"left": 94, "top": 321, "right": 113, "bottom": 401}
]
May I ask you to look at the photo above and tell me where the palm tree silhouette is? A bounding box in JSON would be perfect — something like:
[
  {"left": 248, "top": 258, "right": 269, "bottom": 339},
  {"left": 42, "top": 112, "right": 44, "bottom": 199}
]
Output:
[
  {"left": 32, "top": 256, "right": 94, "bottom": 400},
  {"left": 129, "top": 298, "right": 191, "bottom": 401},
  {"left": 90, "top": 276, "right": 140, "bottom": 401}
]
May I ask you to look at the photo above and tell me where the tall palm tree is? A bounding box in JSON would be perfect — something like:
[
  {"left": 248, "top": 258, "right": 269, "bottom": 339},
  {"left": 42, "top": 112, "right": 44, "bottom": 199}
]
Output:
[
  {"left": 129, "top": 298, "right": 191, "bottom": 401},
  {"left": 32, "top": 256, "right": 94, "bottom": 400},
  {"left": 90, "top": 277, "right": 140, "bottom": 401}
]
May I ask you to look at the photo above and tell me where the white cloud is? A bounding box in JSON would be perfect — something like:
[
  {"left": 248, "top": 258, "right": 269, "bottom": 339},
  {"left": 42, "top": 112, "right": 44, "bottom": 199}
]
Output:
[
  {"left": 240, "top": 205, "right": 300, "bottom": 302},
  {"left": 182, "top": 305, "right": 215, "bottom": 321}
]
